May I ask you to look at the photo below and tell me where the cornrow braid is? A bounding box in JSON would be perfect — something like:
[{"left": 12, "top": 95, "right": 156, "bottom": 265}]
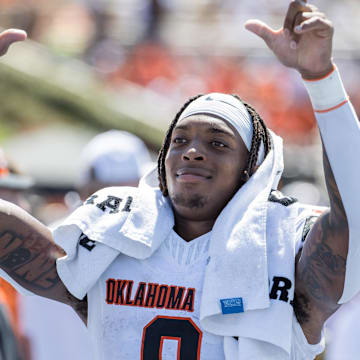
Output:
[
  {"left": 232, "top": 95, "right": 272, "bottom": 181},
  {"left": 157, "top": 94, "right": 272, "bottom": 196}
]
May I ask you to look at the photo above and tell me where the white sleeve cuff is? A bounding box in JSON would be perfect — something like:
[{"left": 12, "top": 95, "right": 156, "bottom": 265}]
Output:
[{"left": 302, "top": 66, "right": 349, "bottom": 113}]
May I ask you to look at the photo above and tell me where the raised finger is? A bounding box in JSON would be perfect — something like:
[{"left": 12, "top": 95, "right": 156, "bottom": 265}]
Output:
[
  {"left": 283, "top": 0, "right": 312, "bottom": 32},
  {"left": 294, "top": 16, "right": 333, "bottom": 35},
  {"left": 307, "top": 4, "right": 319, "bottom": 12},
  {"left": 302, "top": 12, "right": 327, "bottom": 20},
  {"left": 290, "top": 9, "right": 327, "bottom": 42},
  {"left": 293, "top": 11, "right": 327, "bottom": 31},
  {"left": 244, "top": 19, "right": 278, "bottom": 48}
]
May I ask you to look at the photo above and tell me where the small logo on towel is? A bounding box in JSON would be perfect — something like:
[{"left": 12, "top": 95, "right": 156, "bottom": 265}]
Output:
[{"left": 220, "top": 298, "right": 244, "bottom": 314}]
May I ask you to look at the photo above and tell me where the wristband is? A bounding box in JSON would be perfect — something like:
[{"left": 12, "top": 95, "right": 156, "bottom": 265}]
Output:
[{"left": 302, "top": 66, "right": 349, "bottom": 113}]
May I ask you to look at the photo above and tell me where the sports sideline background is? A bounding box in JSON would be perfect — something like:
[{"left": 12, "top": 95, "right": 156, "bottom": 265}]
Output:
[{"left": 1, "top": 1, "right": 360, "bottom": 359}]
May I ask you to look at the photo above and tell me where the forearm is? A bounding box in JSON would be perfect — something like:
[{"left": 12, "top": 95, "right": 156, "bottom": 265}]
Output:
[
  {"left": 308, "top": 72, "right": 358, "bottom": 230},
  {"left": 314, "top": 102, "right": 359, "bottom": 231},
  {"left": 303, "top": 67, "right": 360, "bottom": 303},
  {"left": 303, "top": 66, "right": 357, "bottom": 224},
  {"left": 0, "top": 200, "right": 66, "bottom": 301},
  {"left": 0, "top": 200, "right": 88, "bottom": 322}
]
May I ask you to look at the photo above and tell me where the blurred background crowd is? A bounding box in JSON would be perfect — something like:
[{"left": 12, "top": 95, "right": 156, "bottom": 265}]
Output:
[{"left": 1, "top": 0, "right": 360, "bottom": 359}]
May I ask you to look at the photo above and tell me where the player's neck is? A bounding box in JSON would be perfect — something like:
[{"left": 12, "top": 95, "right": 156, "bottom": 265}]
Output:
[{"left": 173, "top": 216, "right": 214, "bottom": 242}]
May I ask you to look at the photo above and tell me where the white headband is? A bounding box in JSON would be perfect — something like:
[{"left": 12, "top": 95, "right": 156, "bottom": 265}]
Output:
[{"left": 178, "top": 93, "right": 264, "bottom": 163}]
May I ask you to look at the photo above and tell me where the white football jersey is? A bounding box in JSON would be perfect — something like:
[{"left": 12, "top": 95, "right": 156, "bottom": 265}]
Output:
[
  {"left": 87, "top": 231, "right": 225, "bottom": 360},
  {"left": 84, "top": 205, "right": 325, "bottom": 360}
]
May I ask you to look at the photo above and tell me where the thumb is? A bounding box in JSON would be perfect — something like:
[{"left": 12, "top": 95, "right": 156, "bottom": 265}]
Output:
[
  {"left": 244, "top": 19, "right": 277, "bottom": 47},
  {"left": 0, "top": 29, "right": 27, "bottom": 56}
]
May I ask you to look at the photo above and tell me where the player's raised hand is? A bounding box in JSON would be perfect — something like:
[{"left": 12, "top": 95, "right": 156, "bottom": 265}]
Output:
[
  {"left": 245, "top": 0, "right": 334, "bottom": 79},
  {"left": 0, "top": 29, "right": 27, "bottom": 57}
]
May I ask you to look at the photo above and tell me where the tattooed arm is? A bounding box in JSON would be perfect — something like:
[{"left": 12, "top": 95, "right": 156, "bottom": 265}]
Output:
[
  {"left": 294, "top": 147, "right": 348, "bottom": 343},
  {"left": 0, "top": 200, "right": 88, "bottom": 324},
  {"left": 0, "top": 29, "right": 88, "bottom": 323},
  {"left": 244, "top": 0, "right": 354, "bottom": 344}
]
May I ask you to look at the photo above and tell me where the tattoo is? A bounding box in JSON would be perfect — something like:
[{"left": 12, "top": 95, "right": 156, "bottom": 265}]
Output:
[
  {"left": 293, "top": 292, "right": 310, "bottom": 324},
  {"left": 0, "top": 230, "right": 61, "bottom": 291},
  {"left": 299, "top": 242, "right": 345, "bottom": 303},
  {"left": 294, "top": 145, "right": 349, "bottom": 327},
  {"left": 295, "top": 213, "right": 346, "bottom": 324}
]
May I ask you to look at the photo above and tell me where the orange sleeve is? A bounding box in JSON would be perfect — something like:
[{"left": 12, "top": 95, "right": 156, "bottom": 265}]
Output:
[{"left": 0, "top": 279, "right": 21, "bottom": 335}]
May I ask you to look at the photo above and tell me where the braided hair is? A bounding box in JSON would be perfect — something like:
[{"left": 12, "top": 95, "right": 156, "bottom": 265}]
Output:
[{"left": 157, "top": 94, "right": 272, "bottom": 196}]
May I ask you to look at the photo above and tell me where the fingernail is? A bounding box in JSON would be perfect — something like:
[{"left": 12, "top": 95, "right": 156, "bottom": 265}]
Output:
[
  {"left": 294, "top": 25, "right": 302, "bottom": 33},
  {"left": 290, "top": 41, "right": 297, "bottom": 50}
]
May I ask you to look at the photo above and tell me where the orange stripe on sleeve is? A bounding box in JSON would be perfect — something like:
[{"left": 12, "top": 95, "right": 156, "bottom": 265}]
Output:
[
  {"left": 314, "top": 99, "right": 349, "bottom": 114},
  {"left": 303, "top": 65, "right": 336, "bottom": 82}
]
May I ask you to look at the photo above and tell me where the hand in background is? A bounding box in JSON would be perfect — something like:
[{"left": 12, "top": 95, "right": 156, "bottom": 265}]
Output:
[{"left": 0, "top": 29, "right": 27, "bottom": 57}]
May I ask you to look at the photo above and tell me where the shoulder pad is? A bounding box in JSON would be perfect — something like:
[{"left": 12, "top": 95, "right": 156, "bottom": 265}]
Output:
[{"left": 268, "top": 190, "right": 297, "bottom": 207}]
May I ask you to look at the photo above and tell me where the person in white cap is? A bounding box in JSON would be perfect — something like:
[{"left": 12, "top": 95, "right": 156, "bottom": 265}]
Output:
[
  {"left": 78, "top": 130, "right": 154, "bottom": 200},
  {"left": 0, "top": 2, "right": 359, "bottom": 359}
]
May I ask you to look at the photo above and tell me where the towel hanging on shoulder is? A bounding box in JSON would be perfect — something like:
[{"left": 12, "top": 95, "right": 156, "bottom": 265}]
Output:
[{"left": 53, "top": 130, "right": 303, "bottom": 359}]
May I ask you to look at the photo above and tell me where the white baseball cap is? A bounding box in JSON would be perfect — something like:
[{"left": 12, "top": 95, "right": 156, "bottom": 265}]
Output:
[{"left": 79, "top": 130, "right": 154, "bottom": 187}]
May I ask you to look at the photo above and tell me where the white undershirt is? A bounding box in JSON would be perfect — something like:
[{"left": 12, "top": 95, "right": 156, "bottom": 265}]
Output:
[{"left": 162, "top": 229, "right": 211, "bottom": 266}]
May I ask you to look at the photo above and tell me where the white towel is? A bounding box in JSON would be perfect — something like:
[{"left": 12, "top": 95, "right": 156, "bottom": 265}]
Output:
[
  {"left": 54, "top": 185, "right": 174, "bottom": 299},
  {"left": 198, "top": 130, "right": 299, "bottom": 358},
  {"left": 54, "top": 130, "right": 299, "bottom": 359},
  {"left": 201, "top": 130, "right": 283, "bottom": 318},
  {"left": 219, "top": 196, "right": 298, "bottom": 359}
]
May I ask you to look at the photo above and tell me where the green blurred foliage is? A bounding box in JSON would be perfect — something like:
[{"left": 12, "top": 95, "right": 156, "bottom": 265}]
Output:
[{"left": 0, "top": 64, "right": 164, "bottom": 150}]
